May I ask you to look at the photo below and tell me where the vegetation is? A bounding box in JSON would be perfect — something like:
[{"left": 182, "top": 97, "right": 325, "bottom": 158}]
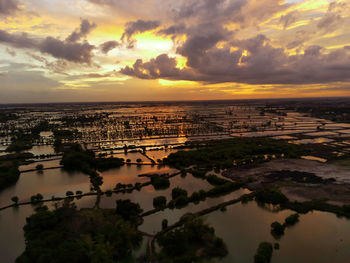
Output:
[
  {"left": 150, "top": 174, "right": 170, "bottom": 190},
  {"left": 284, "top": 213, "right": 299, "bottom": 227},
  {"left": 17, "top": 202, "right": 142, "bottom": 263},
  {"left": 255, "top": 187, "right": 289, "bottom": 205},
  {"left": 116, "top": 199, "right": 143, "bottom": 224},
  {"left": 254, "top": 242, "right": 273, "bottom": 263},
  {"left": 30, "top": 193, "right": 43, "bottom": 204},
  {"left": 164, "top": 138, "right": 306, "bottom": 169},
  {"left": 153, "top": 196, "right": 167, "bottom": 209},
  {"left": 0, "top": 162, "right": 20, "bottom": 191},
  {"left": 171, "top": 187, "right": 188, "bottom": 200},
  {"left": 36, "top": 164, "right": 43, "bottom": 170},
  {"left": 11, "top": 196, "right": 19, "bottom": 205},
  {"left": 206, "top": 174, "right": 230, "bottom": 186},
  {"left": 156, "top": 217, "right": 228, "bottom": 262},
  {"left": 6, "top": 140, "right": 32, "bottom": 153},
  {"left": 270, "top": 222, "right": 285, "bottom": 239}
]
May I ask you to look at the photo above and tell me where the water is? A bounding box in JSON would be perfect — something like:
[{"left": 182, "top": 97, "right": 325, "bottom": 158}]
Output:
[{"left": 1, "top": 149, "right": 350, "bottom": 262}]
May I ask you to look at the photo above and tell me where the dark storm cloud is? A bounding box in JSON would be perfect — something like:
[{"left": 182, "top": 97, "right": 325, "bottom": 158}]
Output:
[
  {"left": 0, "top": 0, "right": 19, "bottom": 15},
  {"left": 121, "top": 19, "right": 160, "bottom": 42},
  {"left": 66, "top": 19, "right": 97, "bottom": 43},
  {"left": 100, "top": 40, "right": 120, "bottom": 54},
  {"left": 40, "top": 37, "right": 95, "bottom": 63},
  {"left": 157, "top": 24, "right": 186, "bottom": 36},
  {"left": 118, "top": 0, "right": 350, "bottom": 85},
  {"left": 0, "top": 29, "right": 95, "bottom": 64},
  {"left": 120, "top": 32, "right": 350, "bottom": 85}
]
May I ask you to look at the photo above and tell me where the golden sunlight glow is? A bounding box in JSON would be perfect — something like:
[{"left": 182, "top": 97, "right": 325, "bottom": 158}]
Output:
[{"left": 158, "top": 79, "right": 197, "bottom": 86}]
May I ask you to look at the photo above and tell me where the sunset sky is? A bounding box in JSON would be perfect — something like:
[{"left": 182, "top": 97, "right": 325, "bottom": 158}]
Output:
[{"left": 0, "top": 0, "right": 350, "bottom": 103}]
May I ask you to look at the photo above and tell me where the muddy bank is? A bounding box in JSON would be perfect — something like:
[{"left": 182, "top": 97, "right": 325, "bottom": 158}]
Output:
[{"left": 223, "top": 159, "right": 350, "bottom": 205}]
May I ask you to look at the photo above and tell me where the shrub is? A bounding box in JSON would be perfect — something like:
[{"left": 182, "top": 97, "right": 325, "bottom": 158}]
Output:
[
  {"left": 206, "top": 174, "right": 229, "bottom": 186},
  {"left": 255, "top": 187, "right": 288, "bottom": 205},
  {"left": 66, "top": 191, "right": 74, "bottom": 196},
  {"left": 116, "top": 199, "right": 143, "bottom": 223},
  {"left": 254, "top": 242, "right": 273, "bottom": 263},
  {"left": 171, "top": 187, "right": 188, "bottom": 200},
  {"left": 136, "top": 158, "right": 142, "bottom": 163},
  {"left": 162, "top": 219, "right": 168, "bottom": 230},
  {"left": 11, "top": 196, "right": 19, "bottom": 204},
  {"left": 36, "top": 164, "right": 44, "bottom": 170},
  {"left": 150, "top": 175, "right": 170, "bottom": 190},
  {"left": 270, "top": 222, "right": 285, "bottom": 239},
  {"left": 174, "top": 195, "right": 189, "bottom": 208},
  {"left": 153, "top": 196, "right": 167, "bottom": 209},
  {"left": 284, "top": 213, "right": 299, "bottom": 227}
]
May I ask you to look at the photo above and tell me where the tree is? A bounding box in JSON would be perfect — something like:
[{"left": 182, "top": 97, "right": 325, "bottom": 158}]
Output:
[
  {"left": 153, "top": 196, "right": 167, "bottom": 209},
  {"left": 162, "top": 219, "right": 168, "bottom": 230},
  {"left": 116, "top": 199, "right": 143, "bottom": 223},
  {"left": 254, "top": 242, "right": 273, "bottom": 263},
  {"left": 171, "top": 187, "right": 188, "bottom": 200},
  {"left": 66, "top": 191, "right": 74, "bottom": 196},
  {"left": 284, "top": 213, "right": 299, "bottom": 227},
  {"left": 36, "top": 164, "right": 44, "bottom": 170},
  {"left": 11, "top": 196, "right": 19, "bottom": 205},
  {"left": 270, "top": 222, "right": 285, "bottom": 239}
]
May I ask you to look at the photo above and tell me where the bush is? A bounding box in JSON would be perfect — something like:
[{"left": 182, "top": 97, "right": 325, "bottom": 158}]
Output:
[
  {"left": 174, "top": 195, "right": 189, "bottom": 208},
  {"left": 11, "top": 196, "right": 19, "bottom": 204},
  {"left": 254, "top": 242, "right": 273, "bottom": 263},
  {"left": 157, "top": 217, "right": 228, "bottom": 262},
  {"left": 162, "top": 219, "right": 168, "bottom": 230},
  {"left": 30, "top": 193, "right": 44, "bottom": 204},
  {"left": 171, "top": 187, "right": 188, "bottom": 200},
  {"left": 116, "top": 199, "right": 143, "bottom": 223},
  {"left": 66, "top": 191, "right": 74, "bottom": 196},
  {"left": 206, "top": 182, "right": 241, "bottom": 197},
  {"left": 255, "top": 187, "right": 288, "bottom": 205},
  {"left": 136, "top": 158, "right": 142, "bottom": 163},
  {"left": 284, "top": 213, "right": 299, "bottom": 227},
  {"left": 153, "top": 196, "right": 167, "bottom": 209},
  {"left": 150, "top": 175, "right": 170, "bottom": 190},
  {"left": 105, "top": 190, "right": 113, "bottom": 197},
  {"left": 270, "top": 222, "right": 285, "bottom": 239},
  {"left": 36, "top": 164, "right": 44, "bottom": 170},
  {"left": 206, "top": 174, "right": 229, "bottom": 186},
  {"left": 189, "top": 169, "right": 206, "bottom": 178},
  {"left": 75, "top": 190, "right": 83, "bottom": 195}
]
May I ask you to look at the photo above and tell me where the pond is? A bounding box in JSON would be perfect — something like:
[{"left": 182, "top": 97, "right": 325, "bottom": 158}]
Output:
[{"left": 1, "top": 150, "right": 350, "bottom": 263}]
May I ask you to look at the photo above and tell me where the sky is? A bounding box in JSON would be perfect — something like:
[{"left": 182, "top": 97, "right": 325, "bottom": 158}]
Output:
[{"left": 0, "top": 0, "right": 350, "bottom": 103}]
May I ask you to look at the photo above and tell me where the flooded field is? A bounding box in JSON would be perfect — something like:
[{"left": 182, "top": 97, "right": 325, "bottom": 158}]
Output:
[{"left": 1, "top": 100, "right": 350, "bottom": 262}]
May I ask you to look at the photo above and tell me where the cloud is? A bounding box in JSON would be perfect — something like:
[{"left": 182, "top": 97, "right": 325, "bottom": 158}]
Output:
[
  {"left": 40, "top": 37, "right": 95, "bottom": 63},
  {"left": 6, "top": 48, "right": 16, "bottom": 56},
  {"left": 66, "top": 19, "right": 97, "bottom": 43},
  {"left": 279, "top": 11, "right": 299, "bottom": 29},
  {"left": 157, "top": 24, "right": 187, "bottom": 36},
  {"left": 0, "top": 0, "right": 19, "bottom": 15},
  {"left": 121, "top": 33, "right": 350, "bottom": 85},
  {"left": 121, "top": 19, "right": 160, "bottom": 47},
  {"left": 0, "top": 29, "right": 38, "bottom": 49},
  {"left": 317, "top": 1, "right": 347, "bottom": 33},
  {"left": 0, "top": 28, "right": 95, "bottom": 64},
  {"left": 100, "top": 40, "right": 120, "bottom": 54}
]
